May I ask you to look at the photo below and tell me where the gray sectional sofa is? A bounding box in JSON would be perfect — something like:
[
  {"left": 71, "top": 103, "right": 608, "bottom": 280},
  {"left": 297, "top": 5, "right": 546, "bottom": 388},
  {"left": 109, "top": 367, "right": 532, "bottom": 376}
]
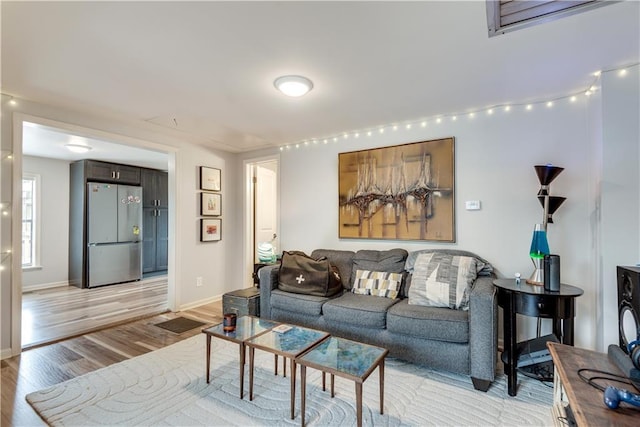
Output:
[{"left": 259, "top": 248, "right": 498, "bottom": 391}]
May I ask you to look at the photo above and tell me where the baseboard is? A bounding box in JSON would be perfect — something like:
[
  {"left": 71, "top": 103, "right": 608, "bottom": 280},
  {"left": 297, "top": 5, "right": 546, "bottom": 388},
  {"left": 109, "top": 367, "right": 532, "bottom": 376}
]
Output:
[
  {"left": 178, "top": 294, "right": 222, "bottom": 312},
  {"left": 1, "top": 347, "right": 14, "bottom": 360},
  {"left": 23, "top": 280, "right": 69, "bottom": 292}
]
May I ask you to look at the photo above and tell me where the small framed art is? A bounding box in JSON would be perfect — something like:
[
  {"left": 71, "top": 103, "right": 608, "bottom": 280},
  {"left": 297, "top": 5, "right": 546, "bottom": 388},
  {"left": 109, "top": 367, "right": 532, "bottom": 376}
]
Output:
[
  {"left": 201, "top": 218, "right": 221, "bottom": 242},
  {"left": 201, "top": 192, "right": 221, "bottom": 216},
  {"left": 200, "top": 166, "right": 221, "bottom": 191}
]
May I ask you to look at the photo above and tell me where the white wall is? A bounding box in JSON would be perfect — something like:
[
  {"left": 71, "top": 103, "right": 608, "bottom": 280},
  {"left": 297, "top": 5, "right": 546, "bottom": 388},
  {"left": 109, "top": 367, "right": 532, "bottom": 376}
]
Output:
[
  {"left": 0, "top": 97, "right": 242, "bottom": 356},
  {"left": 175, "top": 144, "right": 241, "bottom": 307},
  {"left": 22, "top": 156, "right": 70, "bottom": 289},
  {"left": 278, "top": 98, "right": 596, "bottom": 348},
  {"left": 599, "top": 64, "right": 640, "bottom": 350}
]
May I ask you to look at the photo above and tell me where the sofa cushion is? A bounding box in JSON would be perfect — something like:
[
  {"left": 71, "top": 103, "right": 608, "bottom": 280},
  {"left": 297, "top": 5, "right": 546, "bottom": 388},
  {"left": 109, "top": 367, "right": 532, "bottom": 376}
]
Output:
[
  {"left": 402, "top": 249, "right": 492, "bottom": 299},
  {"left": 349, "top": 249, "right": 408, "bottom": 290},
  {"left": 311, "top": 249, "right": 355, "bottom": 289},
  {"left": 352, "top": 269, "right": 402, "bottom": 299},
  {"left": 408, "top": 252, "right": 483, "bottom": 310},
  {"left": 270, "top": 289, "right": 336, "bottom": 317},
  {"left": 405, "top": 249, "right": 492, "bottom": 275},
  {"left": 322, "top": 292, "right": 400, "bottom": 329},
  {"left": 387, "top": 299, "right": 469, "bottom": 343}
]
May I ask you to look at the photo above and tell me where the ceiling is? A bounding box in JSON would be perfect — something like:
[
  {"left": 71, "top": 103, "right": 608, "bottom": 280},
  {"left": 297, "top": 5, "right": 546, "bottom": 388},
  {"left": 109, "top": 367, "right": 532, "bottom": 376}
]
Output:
[
  {"left": 22, "top": 121, "right": 169, "bottom": 170},
  {"left": 3, "top": 1, "right": 639, "bottom": 155}
]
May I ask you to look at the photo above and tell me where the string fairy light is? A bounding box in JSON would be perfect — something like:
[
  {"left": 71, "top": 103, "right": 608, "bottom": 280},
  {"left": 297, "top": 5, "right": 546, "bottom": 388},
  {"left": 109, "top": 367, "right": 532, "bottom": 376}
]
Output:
[{"left": 274, "top": 63, "right": 638, "bottom": 151}]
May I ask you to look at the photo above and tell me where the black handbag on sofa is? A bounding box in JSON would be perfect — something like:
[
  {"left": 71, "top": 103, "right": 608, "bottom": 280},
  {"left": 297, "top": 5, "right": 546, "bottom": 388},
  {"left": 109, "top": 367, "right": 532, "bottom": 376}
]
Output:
[{"left": 278, "top": 251, "right": 342, "bottom": 297}]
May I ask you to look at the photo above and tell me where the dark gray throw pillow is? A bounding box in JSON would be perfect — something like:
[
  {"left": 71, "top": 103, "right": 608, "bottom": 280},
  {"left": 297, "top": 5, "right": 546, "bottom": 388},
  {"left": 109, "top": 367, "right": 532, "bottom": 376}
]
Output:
[{"left": 349, "top": 249, "right": 408, "bottom": 289}]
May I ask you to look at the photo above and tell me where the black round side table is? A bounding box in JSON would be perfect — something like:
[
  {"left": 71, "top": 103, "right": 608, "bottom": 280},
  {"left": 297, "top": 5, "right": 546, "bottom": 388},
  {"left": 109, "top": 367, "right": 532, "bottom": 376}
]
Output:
[{"left": 493, "top": 278, "right": 584, "bottom": 396}]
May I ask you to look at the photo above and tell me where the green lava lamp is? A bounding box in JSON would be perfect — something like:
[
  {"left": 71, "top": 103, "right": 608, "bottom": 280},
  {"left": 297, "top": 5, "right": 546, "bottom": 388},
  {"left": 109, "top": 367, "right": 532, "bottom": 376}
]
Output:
[{"left": 526, "top": 224, "right": 550, "bottom": 284}]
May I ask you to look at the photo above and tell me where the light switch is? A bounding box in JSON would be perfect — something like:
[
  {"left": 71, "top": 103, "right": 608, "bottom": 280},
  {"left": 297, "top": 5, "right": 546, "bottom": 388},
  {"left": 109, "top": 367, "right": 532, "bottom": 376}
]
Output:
[{"left": 465, "top": 200, "right": 481, "bottom": 211}]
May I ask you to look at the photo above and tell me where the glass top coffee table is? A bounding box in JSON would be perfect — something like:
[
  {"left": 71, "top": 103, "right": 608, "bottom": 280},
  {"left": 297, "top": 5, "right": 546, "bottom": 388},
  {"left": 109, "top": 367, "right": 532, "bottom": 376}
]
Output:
[
  {"left": 296, "top": 336, "right": 388, "bottom": 427},
  {"left": 245, "top": 325, "right": 329, "bottom": 420},
  {"left": 202, "top": 316, "right": 278, "bottom": 398}
]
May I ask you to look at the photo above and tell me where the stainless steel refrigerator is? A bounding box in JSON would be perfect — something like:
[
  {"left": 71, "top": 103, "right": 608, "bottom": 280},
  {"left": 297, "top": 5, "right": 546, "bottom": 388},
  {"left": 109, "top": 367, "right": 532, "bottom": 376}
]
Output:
[{"left": 86, "top": 183, "right": 143, "bottom": 287}]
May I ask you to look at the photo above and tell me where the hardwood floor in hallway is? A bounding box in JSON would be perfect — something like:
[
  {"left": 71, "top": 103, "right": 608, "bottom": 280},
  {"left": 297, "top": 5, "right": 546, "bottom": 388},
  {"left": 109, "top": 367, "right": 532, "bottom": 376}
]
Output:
[
  {"left": 21, "top": 276, "right": 169, "bottom": 349},
  {"left": 2, "top": 301, "right": 223, "bottom": 426}
]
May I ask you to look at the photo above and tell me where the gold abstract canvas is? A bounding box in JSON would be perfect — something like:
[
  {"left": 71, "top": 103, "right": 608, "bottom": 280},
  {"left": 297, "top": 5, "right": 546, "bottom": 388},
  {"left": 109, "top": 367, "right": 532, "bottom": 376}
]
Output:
[{"left": 339, "top": 137, "right": 455, "bottom": 241}]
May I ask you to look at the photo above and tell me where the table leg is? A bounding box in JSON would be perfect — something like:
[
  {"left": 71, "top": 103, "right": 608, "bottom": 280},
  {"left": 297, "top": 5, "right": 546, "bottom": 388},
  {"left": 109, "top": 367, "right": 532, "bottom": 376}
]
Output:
[
  {"left": 331, "top": 374, "right": 335, "bottom": 398},
  {"left": 249, "top": 347, "right": 255, "bottom": 401},
  {"left": 290, "top": 359, "right": 296, "bottom": 420},
  {"left": 206, "top": 334, "right": 211, "bottom": 384},
  {"left": 504, "top": 291, "right": 518, "bottom": 396},
  {"left": 239, "top": 344, "right": 245, "bottom": 399},
  {"left": 322, "top": 372, "right": 326, "bottom": 391},
  {"left": 379, "top": 359, "right": 385, "bottom": 415},
  {"left": 356, "top": 382, "right": 363, "bottom": 427},
  {"left": 563, "top": 318, "right": 575, "bottom": 346},
  {"left": 301, "top": 365, "right": 307, "bottom": 427},
  {"left": 552, "top": 318, "right": 562, "bottom": 342},
  {"left": 284, "top": 356, "right": 287, "bottom": 378},
  {"left": 275, "top": 354, "right": 278, "bottom": 375}
]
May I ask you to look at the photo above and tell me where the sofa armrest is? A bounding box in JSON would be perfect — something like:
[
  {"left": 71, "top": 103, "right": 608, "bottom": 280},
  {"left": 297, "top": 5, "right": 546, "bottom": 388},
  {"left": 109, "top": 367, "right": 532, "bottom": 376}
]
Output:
[
  {"left": 259, "top": 264, "right": 281, "bottom": 320},
  {"left": 468, "top": 275, "right": 498, "bottom": 383}
]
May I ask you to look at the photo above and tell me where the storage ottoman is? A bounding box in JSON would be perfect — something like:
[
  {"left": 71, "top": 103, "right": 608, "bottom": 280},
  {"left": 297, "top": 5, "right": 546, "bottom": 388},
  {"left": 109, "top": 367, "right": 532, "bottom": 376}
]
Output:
[{"left": 223, "top": 287, "right": 260, "bottom": 317}]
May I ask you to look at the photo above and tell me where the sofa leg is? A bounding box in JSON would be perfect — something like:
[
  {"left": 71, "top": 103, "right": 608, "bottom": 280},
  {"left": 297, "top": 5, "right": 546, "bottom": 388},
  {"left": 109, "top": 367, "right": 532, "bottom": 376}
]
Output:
[{"left": 471, "top": 377, "right": 491, "bottom": 392}]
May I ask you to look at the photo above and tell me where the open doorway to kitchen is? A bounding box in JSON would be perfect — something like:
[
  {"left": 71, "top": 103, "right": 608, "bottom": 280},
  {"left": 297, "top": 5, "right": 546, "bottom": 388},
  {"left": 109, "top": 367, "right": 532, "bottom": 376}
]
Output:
[
  {"left": 244, "top": 155, "right": 280, "bottom": 288},
  {"left": 13, "top": 114, "right": 177, "bottom": 350}
]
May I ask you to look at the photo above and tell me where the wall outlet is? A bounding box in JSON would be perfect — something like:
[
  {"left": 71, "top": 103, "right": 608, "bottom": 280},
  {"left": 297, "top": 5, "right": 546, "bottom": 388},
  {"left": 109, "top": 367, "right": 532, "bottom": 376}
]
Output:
[{"left": 196, "top": 277, "right": 203, "bottom": 287}]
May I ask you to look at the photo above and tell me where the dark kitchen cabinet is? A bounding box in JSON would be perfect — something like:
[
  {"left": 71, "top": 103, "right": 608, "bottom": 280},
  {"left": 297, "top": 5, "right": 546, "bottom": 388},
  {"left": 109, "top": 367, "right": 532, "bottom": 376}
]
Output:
[
  {"left": 143, "top": 207, "right": 168, "bottom": 273},
  {"left": 85, "top": 160, "right": 141, "bottom": 185},
  {"left": 141, "top": 168, "right": 168, "bottom": 208},
  {"left": 141, "top": 168, "right": 169, "bottom": 274}
]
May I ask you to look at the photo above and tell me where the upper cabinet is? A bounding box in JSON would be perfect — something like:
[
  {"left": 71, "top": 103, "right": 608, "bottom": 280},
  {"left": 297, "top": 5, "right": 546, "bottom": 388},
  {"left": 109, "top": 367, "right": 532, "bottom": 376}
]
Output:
[
  {"left": 141, "top": 168, "right": 168, "bottom": 208},
  {"left": 85, "top": 160, "right": 141, "bottom": 185}
]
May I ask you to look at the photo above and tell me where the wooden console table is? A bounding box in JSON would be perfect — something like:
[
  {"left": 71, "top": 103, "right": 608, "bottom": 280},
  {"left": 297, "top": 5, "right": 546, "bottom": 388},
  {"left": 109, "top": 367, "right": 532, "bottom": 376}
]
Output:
[{"left": 547, "top": 342, "right": 638, "bottom": 426}]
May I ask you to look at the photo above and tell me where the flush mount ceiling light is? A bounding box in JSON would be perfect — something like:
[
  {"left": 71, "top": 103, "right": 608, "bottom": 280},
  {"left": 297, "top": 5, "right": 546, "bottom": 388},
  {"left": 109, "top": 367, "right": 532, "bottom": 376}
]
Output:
[
  {"left": 274, "top": 75, "right": 313, "bottom": 97},
  {"left": 65, "top": 143, "right": 93, "bottom": 153}
]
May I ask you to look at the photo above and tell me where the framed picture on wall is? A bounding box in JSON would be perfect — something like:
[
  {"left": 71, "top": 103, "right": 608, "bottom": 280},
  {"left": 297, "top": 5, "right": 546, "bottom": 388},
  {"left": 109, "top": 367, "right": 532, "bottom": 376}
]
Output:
[
  {"left": 338, "top": 137, "right": 455, "bottom": 242},
  {"left": 200, "top": 166, "right": 221, "bottom": 191},
  {"left": 201, "top": 192, "right": 221, "bottom": 216},
  {"left": 200, "top": 218, "right": 222, "bottom": 242}
]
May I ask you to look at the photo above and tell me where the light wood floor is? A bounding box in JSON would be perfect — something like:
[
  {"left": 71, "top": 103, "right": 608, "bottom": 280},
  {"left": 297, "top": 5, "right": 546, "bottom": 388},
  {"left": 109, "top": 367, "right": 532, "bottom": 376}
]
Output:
[
  {"left": 22, "top": 276, "right": 169, "bottom": 349},
  {"left": 2, "top": 300, "right": 223, "bottom": 427}
]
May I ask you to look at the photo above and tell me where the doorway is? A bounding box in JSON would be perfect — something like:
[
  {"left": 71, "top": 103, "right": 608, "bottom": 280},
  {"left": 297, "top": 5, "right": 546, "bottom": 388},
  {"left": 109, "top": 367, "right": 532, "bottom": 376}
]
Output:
[
  {"left": 12, "top": 113, "right": 178, "bottom": 352},
  {"left": 244, "top": 156, "right": 280, "bottom": 286}
]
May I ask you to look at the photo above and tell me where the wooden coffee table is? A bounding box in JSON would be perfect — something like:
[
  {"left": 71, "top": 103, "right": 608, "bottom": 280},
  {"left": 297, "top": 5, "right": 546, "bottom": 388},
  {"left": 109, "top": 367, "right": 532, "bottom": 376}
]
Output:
[
  {"left": 296, "top": 336, "right": 388, "bottom": 427},
  {"left": 245, "top": 325, "right": 329, "bottom": 419},
  {"left": 202, "top": 315, "right": 278, "bottom": 398}
]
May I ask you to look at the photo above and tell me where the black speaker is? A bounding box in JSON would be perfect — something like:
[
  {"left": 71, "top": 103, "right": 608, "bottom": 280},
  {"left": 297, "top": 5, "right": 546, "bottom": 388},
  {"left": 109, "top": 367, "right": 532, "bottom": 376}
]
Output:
[
  {"left": 544, "top": 254, "right": 561, "bottom": 292},
  {"left": 617, "top": 266, "right": 640, "bottom": 354}
]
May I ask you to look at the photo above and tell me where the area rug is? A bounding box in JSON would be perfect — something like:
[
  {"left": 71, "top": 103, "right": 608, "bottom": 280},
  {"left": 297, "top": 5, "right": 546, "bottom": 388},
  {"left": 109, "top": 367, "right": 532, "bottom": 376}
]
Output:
[
  {"left": 154, "top": 316, "right": 206, "bottom": 333},
  {"left": 26, "top": 335, "right": 554, "bottom": 426}
]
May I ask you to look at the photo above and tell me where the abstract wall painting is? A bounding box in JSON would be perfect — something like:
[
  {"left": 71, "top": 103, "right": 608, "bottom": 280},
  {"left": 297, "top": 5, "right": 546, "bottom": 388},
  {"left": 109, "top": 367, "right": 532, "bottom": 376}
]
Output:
[{"left": 338, "top": 137, "right": 455, "bottom": 242}]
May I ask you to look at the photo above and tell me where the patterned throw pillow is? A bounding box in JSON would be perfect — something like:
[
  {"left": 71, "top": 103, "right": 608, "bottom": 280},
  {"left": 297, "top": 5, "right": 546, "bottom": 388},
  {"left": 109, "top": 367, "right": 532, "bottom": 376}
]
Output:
[
  {"left": 351, "top": 270, "right": 402, "bottom": 299},
  {"left": 407, "top": 253, "right": 483, "bottom": 310}
]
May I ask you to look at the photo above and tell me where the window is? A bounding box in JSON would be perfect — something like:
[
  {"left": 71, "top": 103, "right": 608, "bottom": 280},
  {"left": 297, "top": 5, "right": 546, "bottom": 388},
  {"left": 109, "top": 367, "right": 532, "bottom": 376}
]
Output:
[
  {"left": 22, "top": 173, "right": 40, "bottom": 268},
  {"left": 486, "top": 0, "right": 613, "bottom": 37}
]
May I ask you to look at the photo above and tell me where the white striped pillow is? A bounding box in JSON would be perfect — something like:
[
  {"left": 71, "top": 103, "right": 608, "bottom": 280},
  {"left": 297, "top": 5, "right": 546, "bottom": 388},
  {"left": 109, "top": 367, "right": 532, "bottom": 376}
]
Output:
[{"left": 351, "top": 269, "right": 402, "bottom": 299}]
